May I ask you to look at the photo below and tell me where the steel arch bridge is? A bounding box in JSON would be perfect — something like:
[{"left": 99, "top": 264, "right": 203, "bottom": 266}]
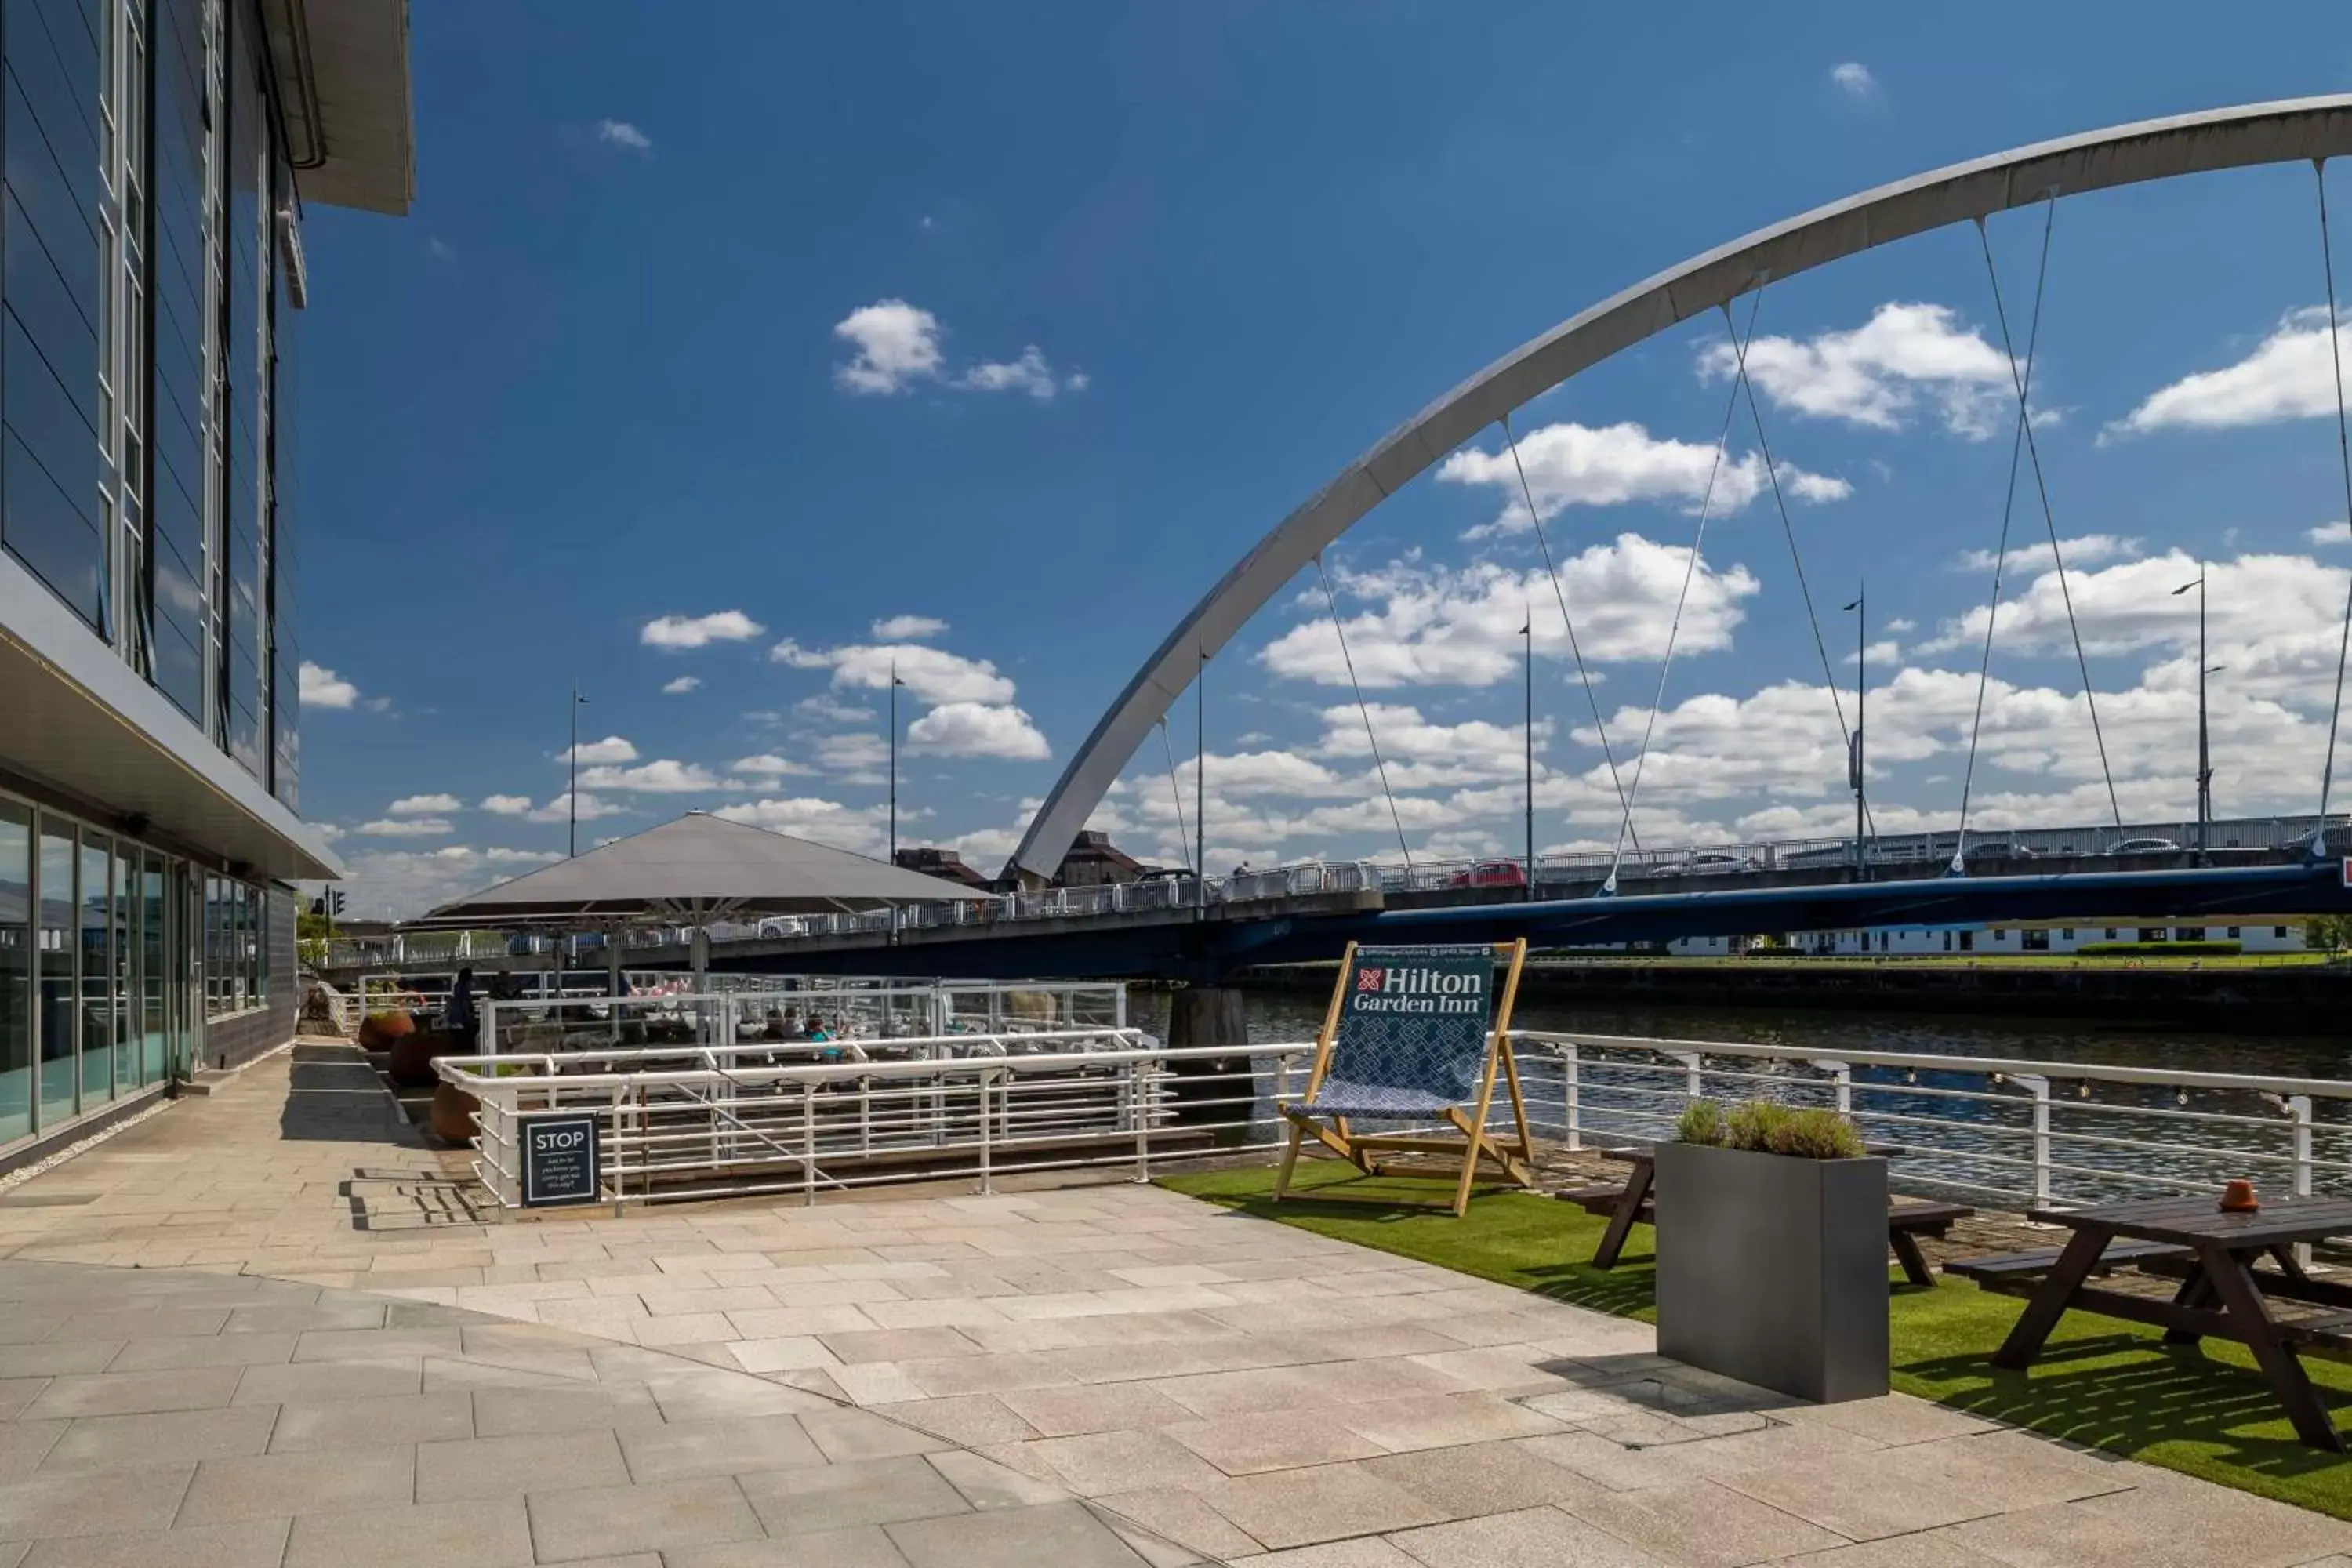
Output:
[{"left": 1007, "top": 94, "right": 2352, "bottom": 884}]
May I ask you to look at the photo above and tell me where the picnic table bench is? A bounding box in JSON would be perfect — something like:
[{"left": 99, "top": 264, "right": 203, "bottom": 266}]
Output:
[
  {"left": 1564, "top": 1141, "right": 1972, "bottom": 1285},
  {"left": 1950, "top": 1192, "right": 2352, "bottom": 1451}
]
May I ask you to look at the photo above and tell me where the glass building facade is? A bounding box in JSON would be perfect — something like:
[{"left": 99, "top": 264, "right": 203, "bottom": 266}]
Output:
[
  {"left": 1, "top": 0, "right": 299, "bottom": 804},
  {"left": 0, "top": 0, "right": 400, "bottom": 1156},
  {"left": 0, "top": 783, "right": 277, "bottom": 1143}
]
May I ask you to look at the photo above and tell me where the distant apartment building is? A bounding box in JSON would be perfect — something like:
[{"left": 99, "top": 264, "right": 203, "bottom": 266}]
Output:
[
  {"left": 0, "top": 0, "right": 411, "bottom": 1160},
  {"left": 1796, "top": 922, "right": 2312, "bottom": 956}
]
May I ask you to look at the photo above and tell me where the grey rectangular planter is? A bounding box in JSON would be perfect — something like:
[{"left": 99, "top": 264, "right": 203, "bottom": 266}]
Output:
[{"left": 1653, "top": 1141, "right": 1889, "bottom": 1403}]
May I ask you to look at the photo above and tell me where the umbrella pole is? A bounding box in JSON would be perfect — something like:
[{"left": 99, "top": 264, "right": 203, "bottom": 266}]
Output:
[{"left": 606, "top": 931, "right": 622, "bottom": 1044}]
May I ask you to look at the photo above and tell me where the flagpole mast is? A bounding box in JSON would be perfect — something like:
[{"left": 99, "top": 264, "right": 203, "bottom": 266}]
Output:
[
  {"left": 888, "top": 662, "right": 898, "bottom": 867},
  {"left": 568, "top": 685, "right": 584, "bottom": 858}
]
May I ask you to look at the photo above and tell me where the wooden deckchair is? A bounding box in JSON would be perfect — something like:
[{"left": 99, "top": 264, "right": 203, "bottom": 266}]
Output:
[{"left": 1272, "top": 939, "right": 1533, "bottom": 1218}]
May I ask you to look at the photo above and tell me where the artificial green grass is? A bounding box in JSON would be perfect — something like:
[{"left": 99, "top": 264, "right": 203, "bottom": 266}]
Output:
[{"left": 1162, "top": 1159, "right": 2352, "bottom": 1521}]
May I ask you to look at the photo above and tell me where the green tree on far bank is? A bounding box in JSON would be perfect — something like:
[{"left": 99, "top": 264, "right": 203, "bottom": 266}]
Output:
[{"left": 2307, "top": 915, "right": 2352, "bottom": 953}]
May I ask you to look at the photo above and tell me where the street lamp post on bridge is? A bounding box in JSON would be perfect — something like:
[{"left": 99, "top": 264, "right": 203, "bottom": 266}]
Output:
[
  {"left": 1844, "top": 586, "right": 1867, "bottom": 882},
  {"left": 2172, "top": 567, "right": 2222, "bottom": 862}
]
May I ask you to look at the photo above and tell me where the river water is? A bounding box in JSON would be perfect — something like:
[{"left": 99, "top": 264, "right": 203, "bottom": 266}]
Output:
[
  {"left": 1130, "top": 988, "right": 2352, "bottom": 1202},
  {"left": 1137, "top": 989, "right": 2352, "bottom": 1078}
]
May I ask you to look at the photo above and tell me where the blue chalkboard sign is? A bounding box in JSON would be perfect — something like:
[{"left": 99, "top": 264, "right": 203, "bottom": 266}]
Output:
[{"left": 521, "top": 1113, "right": 601, "bottom": 1207}]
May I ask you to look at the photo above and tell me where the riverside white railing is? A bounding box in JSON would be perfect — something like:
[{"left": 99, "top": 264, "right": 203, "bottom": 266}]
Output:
[{"left": 434, "top": 1023, "right": 2352, "bottom": 1218}]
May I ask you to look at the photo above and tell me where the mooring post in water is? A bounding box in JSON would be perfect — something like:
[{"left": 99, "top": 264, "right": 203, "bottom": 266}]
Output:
[{"left": 1167, "top": 987, "right": 1249, "bottom": 1125}]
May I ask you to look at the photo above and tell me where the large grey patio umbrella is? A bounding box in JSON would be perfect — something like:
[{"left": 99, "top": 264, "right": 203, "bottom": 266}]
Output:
[{"left": 409, "top": 811, "right": 991, "bottom": 982}]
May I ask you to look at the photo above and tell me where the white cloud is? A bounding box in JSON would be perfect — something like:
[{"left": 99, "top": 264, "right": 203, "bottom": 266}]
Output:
[
  {"left": 870, "top": 614, "right": 948, "bottom": 640},
  {"left": 387, "top": 793, "right": 462, "bottom": 816},
  {"left": 906, "top": 702, "right": 1051, "bottom": 759},
  {"left": 662, "top": 676, "right": 702, "bottom": 695},
  {"left": 833, "top": 299, "right": 944, "bottom": 395},
  {"left": 955, "top": 346, "right": 1080, "bottom": 400},
  {"left": 1915, "top": 550, "right": 2348, "bottom": 667},
  {"left": 795, "top": 695, "right": 877, "bottom": 724},
  {"left": 357, "top": 817, "right": 454, "bottom": 838},
  {"left": 731, "top": 753, "right": 816, "bottom": 778},
  {"left": 814, "top": 732, "right": 890, "bottom": 781},
  {"left": 1831, "top": 61, "right": 1876, "bottom": 96},
  {"left": 713, "top": 798, "right": 892, "bottom": 853},
  {"left": 479, "top": 794, "right": 534, "bottom": 816},
  {"left": 1700, "top": 303, "right": 2014, "bottom": 438},
  {"left": 1259, "top": 541, "right": 1760, "bottom": 688},
  {"left": 526, "top": 791, "right": 626, "bottom": 825},
  {"left": 1437, "top": 421, "right": 1843, "bottom": 537},
  {"left": 1885, "top": 617, "right": 1918, "bottom": 633},
  {"left": 299, "top": 661, "right": 358, "bottom": 710},
  {"left": 483, "top": 848, "right": 563, "bottom": 866},
  {"left": 559, "top": 735, "right": 639, "bottom": 765},
  {"left": 774, "top": 640, "right": 1017, "bottom": 705},
  {"left": 1950, "top": 534, "right": 2143, "bottom": 575},
  {"left": 2111, "top": 308, "right": 2352, "bottom": 435},
  {"left": 832, "top": 299, "right": 1080, "bottom": 401},
  {"left": 1846, "top": 639, "right": 1903, "bottom": 666},
  {"left": 1780, "top": 466, "right": 1856, "bottom": 504},
  {"left": 641, "top": 610, "right": 764, "bottom": 650},
  {"left": 575, "top": 760, "right": 729, "bottom": 793},
  {"left": 2309, "top": 521, "right": 2350, "bottom": 546},
  {"left": 596, "top": 119, "right": 652, "bottom": 151}
]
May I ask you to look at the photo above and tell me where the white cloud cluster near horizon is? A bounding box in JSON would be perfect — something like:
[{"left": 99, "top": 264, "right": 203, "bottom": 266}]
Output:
[
  {"left": 832, "top": 299, "right": 1084, "bottom": 399},
  {"left": 1437, "top": 420, "right": 1847, "bottom": 539},
  {"left": 1700, "top": 303, "right": 2015, "bottom": 439},
  {"left": 387, "top": 793, "right": 462, "bottom": 816},
  {"left": 641, "top": 610, "right": 764, "bottom": 650}
]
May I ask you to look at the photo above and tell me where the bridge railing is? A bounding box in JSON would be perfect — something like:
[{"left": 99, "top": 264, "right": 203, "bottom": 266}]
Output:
[{"left": 434, "top": 1022, "right": 2352, "bottom": 1217}]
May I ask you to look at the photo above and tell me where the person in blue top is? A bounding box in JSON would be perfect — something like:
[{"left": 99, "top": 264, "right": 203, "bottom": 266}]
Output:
[{"left": 446, "top": 967, "right": 478, "bottom": 1054}]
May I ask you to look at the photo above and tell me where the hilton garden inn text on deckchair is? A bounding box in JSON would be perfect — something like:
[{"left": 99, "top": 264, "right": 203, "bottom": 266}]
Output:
[{"left": 1272, "top": 939, "right": 1534, "bottom": 1218}]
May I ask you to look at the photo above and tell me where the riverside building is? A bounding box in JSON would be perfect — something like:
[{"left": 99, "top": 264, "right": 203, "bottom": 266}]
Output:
[{"left": 0, "top": 0, "right": 409, "bottom": 1159}]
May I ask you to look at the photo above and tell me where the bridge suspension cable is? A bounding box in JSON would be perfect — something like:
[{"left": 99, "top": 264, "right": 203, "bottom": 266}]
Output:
[
  {"left": 1504, "top": 411, "right": 1640, "bottom": 857},
  {"left": 1717, "top": 274, "right": 1886, "bottom": 854},
  {"left": 1975, "top": 205, "right": 2124, "bottom": 835},
  {"left": 1314, "top": 553, "right": 1414, "bottom": 867},
  {"left": 1158, "top": 717, "right": 1192, "bottom": 873},
  {"left": 1602, "top": 289, "right": 1763, "bottom": 886},
  {"left": 1954, "top": 198, "right": 2057, "bottom": 869},
  {"left": 2313, "top": 158, "right": 2352, "bottom": 855}
]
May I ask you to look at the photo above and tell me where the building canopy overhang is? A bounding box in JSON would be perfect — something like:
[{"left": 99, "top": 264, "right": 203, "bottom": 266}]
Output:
[
  {"left": 0, "top": 553, "right": 341, "bottom": 882},
  {"left": 264, "top": 0, "right": 416, "bottom": 217}
]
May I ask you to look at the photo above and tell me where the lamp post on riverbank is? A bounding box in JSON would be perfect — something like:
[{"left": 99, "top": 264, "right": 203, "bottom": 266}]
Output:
[
  {"left": 2172, "top": 568, "right": 2217, "bottom": 860},
  {"left": 1843, "top": 586, "right": 1867, "bottom": 881}
]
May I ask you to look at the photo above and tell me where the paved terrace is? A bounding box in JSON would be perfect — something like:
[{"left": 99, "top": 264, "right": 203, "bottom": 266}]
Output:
[{"left": 0, "top": 1044, "right": 2340, "bottom": 1565}]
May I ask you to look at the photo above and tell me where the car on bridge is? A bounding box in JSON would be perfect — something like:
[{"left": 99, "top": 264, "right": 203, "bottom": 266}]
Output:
[
  {"left": 2104, "top": 837, "right": 2181, "bottom": 856},
  {"left": 1450, "top": 859, "right": 1528, "bottom": 889},
  {"left": 1678, "top": 851, "right": 1759, "bottom": 877}
]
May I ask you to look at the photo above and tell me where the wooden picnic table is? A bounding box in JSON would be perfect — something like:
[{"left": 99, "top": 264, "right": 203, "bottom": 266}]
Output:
[
  {"left": 1572, "top": 1140, "right": 1955, "bottom": 1280},
  {"left": 1990, "top": 1191, "right": 2352, "bottom": 1451}
]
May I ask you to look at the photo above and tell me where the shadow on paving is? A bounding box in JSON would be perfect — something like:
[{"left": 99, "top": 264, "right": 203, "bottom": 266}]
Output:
[
  {"left": 1163, "top": 1160, "right": 2352, "bottom": 1522},
  {"left": 278, "top": 1043, "right": 422, "bottom": 1144}
]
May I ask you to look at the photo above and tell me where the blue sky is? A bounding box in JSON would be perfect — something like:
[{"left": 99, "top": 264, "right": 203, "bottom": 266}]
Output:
[{"left": 294, "top": 4, "right": 2352, "bottom": 914}]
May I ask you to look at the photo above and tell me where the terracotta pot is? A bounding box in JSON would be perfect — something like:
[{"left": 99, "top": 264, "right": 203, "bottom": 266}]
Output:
[
  {"left": 430, "top": 1081, "right": 480, "bottom": 1145},
  {"left": 358, "top": 1011, "right": 416, "bottom": 1052},
  {"left": 388, "top": 1029, "right": 452, "bottom": 1089}
]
